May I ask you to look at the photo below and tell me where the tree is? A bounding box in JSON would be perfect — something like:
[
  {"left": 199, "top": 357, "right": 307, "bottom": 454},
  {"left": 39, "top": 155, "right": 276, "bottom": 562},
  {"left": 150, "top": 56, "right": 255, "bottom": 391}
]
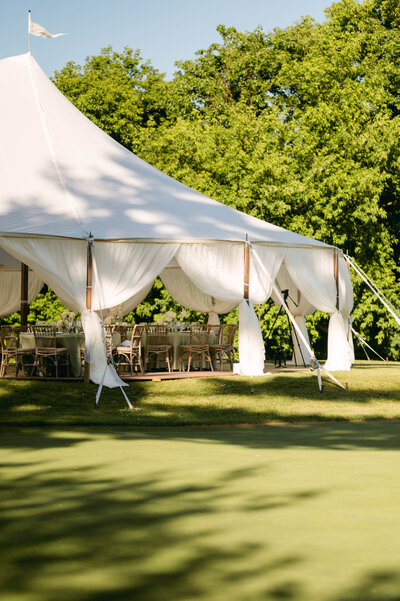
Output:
[{"left": 42, "top": 0, "right": 400, "bottom": 359}]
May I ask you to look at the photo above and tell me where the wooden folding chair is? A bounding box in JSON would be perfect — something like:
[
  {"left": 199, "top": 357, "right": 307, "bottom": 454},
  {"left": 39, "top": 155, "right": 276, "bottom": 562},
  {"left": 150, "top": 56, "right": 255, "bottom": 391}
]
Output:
[
  {"left": 144, "top": 325, "right": 173, "bottom": 372},
  {"left": 179, "top": 324, "right": 214, "bottom": 372}
]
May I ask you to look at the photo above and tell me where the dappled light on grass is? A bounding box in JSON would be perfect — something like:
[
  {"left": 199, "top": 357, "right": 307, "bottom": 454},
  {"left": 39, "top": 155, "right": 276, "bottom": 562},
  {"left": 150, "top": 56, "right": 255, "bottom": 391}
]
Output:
[
  {"left": 0, "top": 362, "right": 400, "bottom": 426},
  {"left": 2, "top": 425, "right": 400, "bottom": 600}
]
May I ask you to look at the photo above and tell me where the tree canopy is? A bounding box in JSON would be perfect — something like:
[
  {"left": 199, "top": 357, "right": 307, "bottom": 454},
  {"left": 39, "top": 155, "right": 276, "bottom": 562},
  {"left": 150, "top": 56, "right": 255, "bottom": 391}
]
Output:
[{"left": 26, "top": 0, "right": 400, "bottom": 359}]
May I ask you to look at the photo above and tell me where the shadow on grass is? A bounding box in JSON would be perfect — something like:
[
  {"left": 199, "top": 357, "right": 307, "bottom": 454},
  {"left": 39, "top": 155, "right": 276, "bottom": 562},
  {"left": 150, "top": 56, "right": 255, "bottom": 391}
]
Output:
[
  {"left": 0, "top": 447, "right": 309, "bottom": 601},
  {"left": 2, "top": 427, "right": 400, "bottom": 601},
  {"left": 1, "top": 366, "right": 400, "bottom": 429}
]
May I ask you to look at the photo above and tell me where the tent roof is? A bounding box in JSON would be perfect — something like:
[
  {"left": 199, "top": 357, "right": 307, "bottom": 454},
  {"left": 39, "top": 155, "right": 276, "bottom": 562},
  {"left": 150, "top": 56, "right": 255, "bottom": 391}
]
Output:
[{"left": 0, "top": 52, "right": 330, "bottom": 248}]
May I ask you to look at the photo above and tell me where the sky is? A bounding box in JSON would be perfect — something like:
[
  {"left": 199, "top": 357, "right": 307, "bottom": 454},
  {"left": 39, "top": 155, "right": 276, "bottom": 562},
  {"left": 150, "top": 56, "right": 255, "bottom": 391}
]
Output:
[{"left": 0, "top": 0, "right": 333, "bottom": 78}]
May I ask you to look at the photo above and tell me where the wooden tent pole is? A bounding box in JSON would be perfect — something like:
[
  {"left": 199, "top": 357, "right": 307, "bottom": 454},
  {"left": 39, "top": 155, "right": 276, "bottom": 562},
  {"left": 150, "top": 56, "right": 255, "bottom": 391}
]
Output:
[
  {"left": 84, "top": 241, "right": 93, "bottom": 384},
  {"left": 334, "top": 249, "right": 339, "bottom": 310},
  {"left": 244, "top": 235, "right": 249, "bottom": 300},
  {"left": 20, "top": 263, "right": 29, "bottom": 332}
]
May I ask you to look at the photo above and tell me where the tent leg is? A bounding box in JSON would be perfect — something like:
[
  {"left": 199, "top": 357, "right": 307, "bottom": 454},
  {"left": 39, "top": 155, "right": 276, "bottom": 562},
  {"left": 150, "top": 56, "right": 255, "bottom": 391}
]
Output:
[
  {"left": 20, "top": 263, "right": 29, "bottom": 332},
  {"left": 84, "top": 241, "right": 93, "bottom": 384},
  {"left": 95, "top": 356, "right": 134, "bottom": 410}
]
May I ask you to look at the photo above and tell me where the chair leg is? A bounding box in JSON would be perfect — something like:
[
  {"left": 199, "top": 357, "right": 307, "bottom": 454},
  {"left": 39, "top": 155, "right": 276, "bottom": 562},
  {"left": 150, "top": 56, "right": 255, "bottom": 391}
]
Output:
[
  {"left": 139, "top": 352, "right": 144, "bottom": 374},
  {"left": 165, "top": 349, "right": 171, "bottom": 373},
  {"left": 207, "top": 350, "right": 214, "bottom": 372}
]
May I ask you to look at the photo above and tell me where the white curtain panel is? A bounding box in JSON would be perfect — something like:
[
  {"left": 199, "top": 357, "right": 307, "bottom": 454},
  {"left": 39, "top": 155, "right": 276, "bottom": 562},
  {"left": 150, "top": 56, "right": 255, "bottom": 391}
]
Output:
[
  {"left": 284, "top": 247, "right": 353, "bottom": 370},
  {"left": 92, "top": 242, "right": 179, "bottom": 310},
  {"left": 252, "top": 244, "right": 285, "bottom": 302},
  {"left": 0, "top": 237, "right": 126, "bottom": 388},
  {"left": 160, "top": 266, "right": 238, "bottom": 317},
  {"left": 273, "top": 261, "right": 315, "bottom": 316},
  {"left": 271, "top": 261, "right": 314, "bottom": 365},
  {"left": 238, "top": 300, "right": 266, "bottom": 375},
  {"left": 0, "top": 237, "right": 88, "bottom": 311},
  {"left": 101, "top": 282, "right": 153, "bottom": 319},
  {"left": 0, "top": 270, "right": 43, "bottom": 317},
  {"left": 81, "top": 310, "right": 126, "bottom": 387},
  {"left": 284, "top": 248, "right": 337, "bottom": 312},
  {"left": 176, "top": 243, "right": 246, "bottom": 300},
  {"left": 176, "top": 243, "right": 265, "bottom": 375},
  {"left": 339, "top": 256, "right": 355, "bottom": 363},
  {"left": 176, "top": 243, "right": 285, "bottom": 375}
]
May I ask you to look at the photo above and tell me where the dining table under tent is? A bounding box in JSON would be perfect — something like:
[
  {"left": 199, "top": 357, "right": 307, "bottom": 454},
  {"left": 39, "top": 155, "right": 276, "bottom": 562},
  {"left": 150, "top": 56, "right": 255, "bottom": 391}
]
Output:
[{"left": 0, "top": 52, "right": 355, "bottom": 397}]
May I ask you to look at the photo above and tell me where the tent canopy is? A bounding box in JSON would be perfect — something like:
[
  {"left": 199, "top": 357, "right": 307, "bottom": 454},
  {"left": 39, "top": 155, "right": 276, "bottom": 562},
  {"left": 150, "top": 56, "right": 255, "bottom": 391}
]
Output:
[
  {"left": 0, "top": 52, "right": 354, "bottom": 386},
  {"left": 0, "top": 52, "right": 329, "bottom": 247}
]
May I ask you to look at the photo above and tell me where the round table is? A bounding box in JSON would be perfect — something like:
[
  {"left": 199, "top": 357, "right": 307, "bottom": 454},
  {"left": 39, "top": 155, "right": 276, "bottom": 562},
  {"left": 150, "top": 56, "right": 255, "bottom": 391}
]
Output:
[{"left": 20, "top": 332, "right": 85, "bottom": 378}]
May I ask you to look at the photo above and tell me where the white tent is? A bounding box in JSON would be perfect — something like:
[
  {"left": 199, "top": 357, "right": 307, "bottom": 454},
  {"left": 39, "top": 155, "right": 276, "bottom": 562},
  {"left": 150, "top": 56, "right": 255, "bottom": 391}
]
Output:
[{"left": 0, "top": 52, "right": 354, "bottom": 386}]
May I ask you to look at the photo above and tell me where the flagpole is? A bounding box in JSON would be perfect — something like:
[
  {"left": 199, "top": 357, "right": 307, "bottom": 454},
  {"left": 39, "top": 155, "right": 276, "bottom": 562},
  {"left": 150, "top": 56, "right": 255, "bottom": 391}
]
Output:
[{"left": 28, "top": 10, "right": 31, "bottom": 52}]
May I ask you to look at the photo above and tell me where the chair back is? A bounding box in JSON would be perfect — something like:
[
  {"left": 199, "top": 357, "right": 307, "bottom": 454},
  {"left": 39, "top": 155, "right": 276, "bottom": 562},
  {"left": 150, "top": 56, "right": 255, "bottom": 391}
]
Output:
[
  {"left": 146, "top": 325, "right": 168, "bottom": 346},
  {"left": 0, "top": 325, "right": 18, "bottom": 350},
  {"left": 190, "top": 324, "right": 209, "bottom": 346},
  {"left": 114, "top": 324, "right": 128, "bottom": 342},
  {"left": 207, "top": 324, "right": 222, "bottom": 344},
  {"left": 130, "top": 324, "right": 146, "bottom": 349},
  {"left": 221, "top": 324, "right": 238, "bottom": 346},
  {"left": 32, "top": 325, "right": 57, "bottom": 348}
]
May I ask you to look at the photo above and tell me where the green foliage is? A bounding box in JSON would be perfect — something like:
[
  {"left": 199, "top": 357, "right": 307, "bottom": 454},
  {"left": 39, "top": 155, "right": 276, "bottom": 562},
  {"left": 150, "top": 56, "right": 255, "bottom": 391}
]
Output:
[
  {"left": 0, "top": 287, "right": 68, "bottom": 328},
  {"left": 37, "top": 0, "right": 400, "bottom": 360}
]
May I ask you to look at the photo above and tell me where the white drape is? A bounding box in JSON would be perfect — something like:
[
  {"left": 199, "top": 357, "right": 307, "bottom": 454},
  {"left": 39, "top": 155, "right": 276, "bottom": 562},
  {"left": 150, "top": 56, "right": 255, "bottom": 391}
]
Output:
[
  {"left": 92, "top": 242, "right": 178, "bottom": 310},
  {"left": 0, "top": 269, "right": 43, "bottom": 317},
  {"left": 0, "top": 237, "right": 87, "bottom": 311},
  {"left": 272, "top": 261, "right": 314, "bottom": 365},
  {"left": 0, "top": 237, "right": 178, "bottom": 387},
  {"left": 338, "top": 256, "right": 355, "bottom": 363},
  {"left": 90, "top": 242, "right": 179, "bottom": 386},
  {"left": 176, "top": 243, "right": 284, "bottom": 375},
  {"left": 284, "top": 248, "right": 353, "bottom": 370},
  {"left": 160, "top": 265, "right": 238, "bottom": 320},
  {"left": 101, "top": 282, "right": 153, "bottom": 320}
]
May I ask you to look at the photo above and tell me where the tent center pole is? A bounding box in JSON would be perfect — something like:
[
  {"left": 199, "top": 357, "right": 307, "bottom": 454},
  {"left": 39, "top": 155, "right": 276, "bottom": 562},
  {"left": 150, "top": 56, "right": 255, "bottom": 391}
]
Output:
[
  {"left": 334, "top": 249, "right": 339, "bottom": 310},
  {"left": 84, "top": 241, "right": 93, "bottom": 384},
  {"left": 244, "top": 235, "right": 249, "bottom": 300},
  {"left": 20, "top": 263, "right": 29, "bottom": 332}
]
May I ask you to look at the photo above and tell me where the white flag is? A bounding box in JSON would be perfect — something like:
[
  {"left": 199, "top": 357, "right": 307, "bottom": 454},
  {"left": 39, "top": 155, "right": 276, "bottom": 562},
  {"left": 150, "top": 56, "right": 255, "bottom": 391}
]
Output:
[{"left": 29, "top": 18, "right": 66, "bottom": 39}]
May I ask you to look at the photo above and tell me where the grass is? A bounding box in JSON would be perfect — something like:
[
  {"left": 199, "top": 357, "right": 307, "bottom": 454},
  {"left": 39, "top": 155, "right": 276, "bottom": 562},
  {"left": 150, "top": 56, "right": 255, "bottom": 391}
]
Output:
[
  {"left": 2, "top": 422, "right": 400, "bottom": 601},
  {"left": 0, "top": 361, "right": 399, "bottom": 426},
  {"left": 2, "top": 364, "right": 400, "bottom": 600}
]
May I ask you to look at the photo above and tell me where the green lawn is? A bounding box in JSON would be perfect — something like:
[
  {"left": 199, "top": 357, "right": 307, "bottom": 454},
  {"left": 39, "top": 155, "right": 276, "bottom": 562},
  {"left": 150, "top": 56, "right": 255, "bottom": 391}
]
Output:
[
  {"left": 0, "top": 361, "right": 399, "bottom": 426},
  {"left": 2, "top": 423, "right": 400, "bottom": 601},
  {"left": 2, "top": 364, "right": 400, "bottom": 600}
]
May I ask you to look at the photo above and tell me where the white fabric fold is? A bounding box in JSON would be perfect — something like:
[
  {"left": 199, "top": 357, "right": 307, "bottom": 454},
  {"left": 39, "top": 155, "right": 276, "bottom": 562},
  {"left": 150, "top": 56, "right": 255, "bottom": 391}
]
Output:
[
  {"left": 324, "top": 311, "right": 353, "bottom": 371},
  {"left": 285, "top": 248, "right": 354, "bottom": 370},
  {"left": 0, "top": 269, "right": 43, "bottom": 317},
  {"left": 207, "top": 311, "right": 220, "bottom": 325},
  {"left": 100, "top": 283, "right": 153, "bottom": 320},
  {"left": 0, "top": 237, "right": 87, "bottom": 311},
  {"left": 92, "top": 242, "right": 179, "bottom": 310},
  {"left": 237, "top": 300, "right": 266, "bottom": 375},
  {"left": 272, "top": 261, "right": 314, "bottom": 365},
  {"left": 175, "top": 243, "right": 284, "bottom": 375},
  {"left": 81, "top": 310, "right": 127, "bottom": 388},
  {"left": 160, "top": 265, "right": 237, "bottom": 315}
]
